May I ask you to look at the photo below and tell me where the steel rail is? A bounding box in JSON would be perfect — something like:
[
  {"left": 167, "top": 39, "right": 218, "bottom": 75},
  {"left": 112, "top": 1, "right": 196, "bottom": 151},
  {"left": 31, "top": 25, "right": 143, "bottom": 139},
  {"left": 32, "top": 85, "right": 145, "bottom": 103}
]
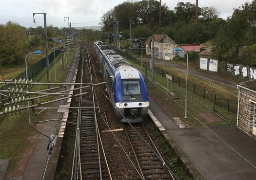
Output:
[
  {"left": 124, "top": 124, "right": 177, "bottom": 179},
  {"left": 70, "top": 42, "right": 111, "bottom": 179},
  {"left": 123, "top": 124, "right": 145, "bottom": 180}
]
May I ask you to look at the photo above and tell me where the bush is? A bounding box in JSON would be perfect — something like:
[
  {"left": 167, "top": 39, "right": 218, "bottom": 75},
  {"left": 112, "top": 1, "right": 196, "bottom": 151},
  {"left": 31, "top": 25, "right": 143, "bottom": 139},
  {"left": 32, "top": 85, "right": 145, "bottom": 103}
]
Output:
[{"left": 188, "top": 51, "right": 199, "bottom": 62}]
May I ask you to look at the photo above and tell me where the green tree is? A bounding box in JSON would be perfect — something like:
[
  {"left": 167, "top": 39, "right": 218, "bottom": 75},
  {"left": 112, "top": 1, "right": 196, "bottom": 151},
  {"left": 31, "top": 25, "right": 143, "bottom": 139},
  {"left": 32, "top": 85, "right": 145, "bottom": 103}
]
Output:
[
  {"left": 212, "top": 1, "right": 255, "bottom": 63},
  {"left": 0, "top": 21, "right": 29, "bottom": 66},
  {"left": 113, "top": 2, "right": 134, "bottom": 29},
  {"left": 174, "top": 2, "right": 197, "bottom": 23},
  {"left": 132, "top": 25, "right": 153, "bottom": 39},
  {"left": 200, "top": 7, "right": 219, "bottom": 22},
  {"left": 174, "top": 22, "right": 209, "bottom": 44},
  {"left": 240, "top": 44, "right": 256, "bottom": 67}
]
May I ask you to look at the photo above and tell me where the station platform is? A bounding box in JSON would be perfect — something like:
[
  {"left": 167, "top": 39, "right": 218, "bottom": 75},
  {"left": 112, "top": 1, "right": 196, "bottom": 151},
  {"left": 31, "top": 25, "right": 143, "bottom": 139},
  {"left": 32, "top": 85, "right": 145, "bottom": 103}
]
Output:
[
  {"left": 149, "top": 97, "right": 256, "bottom": 180},
  {"left": 3, "top": 49, "right": 256, "bottom": 180}
]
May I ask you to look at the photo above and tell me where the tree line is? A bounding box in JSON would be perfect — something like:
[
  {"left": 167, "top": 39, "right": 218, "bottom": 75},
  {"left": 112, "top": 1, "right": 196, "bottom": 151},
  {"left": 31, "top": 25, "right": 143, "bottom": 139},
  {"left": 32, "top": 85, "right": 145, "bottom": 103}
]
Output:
[
  {"left": 100, "top": 0, "right": 256, "bottom": 67},
  {"left": 0, "top": 21, "right": 71, "bottom": 66},
  {"left": 1, "top": 0, "right": 256, "bottom": 67}
]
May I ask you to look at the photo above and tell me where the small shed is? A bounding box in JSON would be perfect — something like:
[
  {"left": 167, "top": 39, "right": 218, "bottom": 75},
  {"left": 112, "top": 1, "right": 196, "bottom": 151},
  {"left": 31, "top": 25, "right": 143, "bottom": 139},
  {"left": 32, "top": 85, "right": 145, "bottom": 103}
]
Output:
[
  {"left": 237, "top": 81, "right": 256, "bottom": 137},
  {"left": 198, "top": 44, "right": 219, "bottom": 72}
]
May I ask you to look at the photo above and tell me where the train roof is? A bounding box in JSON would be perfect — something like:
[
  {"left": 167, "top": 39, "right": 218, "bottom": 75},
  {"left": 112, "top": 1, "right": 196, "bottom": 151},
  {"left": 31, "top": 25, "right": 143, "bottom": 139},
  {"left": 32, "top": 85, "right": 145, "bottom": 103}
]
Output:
[
  {"left": 102, "top": 49, "right": 116, "bottom": 55},
  {"left": 94, "top": 41, "right": 133, "bottom": 71},
  {"left": 107, "top": 54, "right": 131, "bottom": 68},
  {"left": 117, "top": 66, "right": 140, "bottom": 79}
]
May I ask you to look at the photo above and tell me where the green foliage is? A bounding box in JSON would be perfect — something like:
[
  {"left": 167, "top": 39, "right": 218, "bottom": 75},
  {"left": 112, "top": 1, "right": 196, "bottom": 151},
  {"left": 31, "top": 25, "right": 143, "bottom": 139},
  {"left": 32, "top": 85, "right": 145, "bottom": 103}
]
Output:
[
  {"left": 132, "top": 25, "right": 153, "bottom": 39},
  {"left": 200, "top": 6, "right": 219, "bottom": 22},
  {"left": 101, "top": 1, "right": 219, "bottom": 43},
  {"left": 99, "top": 0, "right": 256, "bottom": 67},
  {"left": 174, "top": 2, "right": 196, "bottom": 23},
  {"left": 188, "top": 51, "right": 199, "bottom": 62},
  {"left": 211, "top": 1, "right": 256, "bottom": 65},
  {"left": 239, "top": 44, "right": 256, "bottom": 66},
  {"left": 174, "top": 22, "right": 210, "bottom": 44},
  {"left": 0, "top": 21, "right": 29, "bottom": 66}
]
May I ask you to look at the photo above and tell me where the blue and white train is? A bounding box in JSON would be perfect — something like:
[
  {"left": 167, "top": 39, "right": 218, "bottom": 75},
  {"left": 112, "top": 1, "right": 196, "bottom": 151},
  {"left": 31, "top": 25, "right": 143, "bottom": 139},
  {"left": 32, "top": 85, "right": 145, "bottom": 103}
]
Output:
[{"left": 94, "top": 41, "right": 149, "bottom": 123}]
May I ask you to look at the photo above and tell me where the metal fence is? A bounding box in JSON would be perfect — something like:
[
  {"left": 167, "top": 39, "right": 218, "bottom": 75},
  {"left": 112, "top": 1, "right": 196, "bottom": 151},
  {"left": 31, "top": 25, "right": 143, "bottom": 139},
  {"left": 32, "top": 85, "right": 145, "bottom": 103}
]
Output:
[
  {"left": 0, "top": 50, "right": 62, "bottom": 105},
  {"left": 15, "top": 50, "right": 62, "bottom": 80},
  {"left": 118, "top": 49, "right": 238, "bottom": 113}
]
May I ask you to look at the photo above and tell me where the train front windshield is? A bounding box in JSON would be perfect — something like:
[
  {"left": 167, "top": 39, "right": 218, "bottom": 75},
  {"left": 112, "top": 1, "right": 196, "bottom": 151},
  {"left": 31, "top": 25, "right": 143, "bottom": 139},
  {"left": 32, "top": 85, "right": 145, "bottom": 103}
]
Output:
[{"left": 122, "top": 80, "right": 141, "bottom": 95}]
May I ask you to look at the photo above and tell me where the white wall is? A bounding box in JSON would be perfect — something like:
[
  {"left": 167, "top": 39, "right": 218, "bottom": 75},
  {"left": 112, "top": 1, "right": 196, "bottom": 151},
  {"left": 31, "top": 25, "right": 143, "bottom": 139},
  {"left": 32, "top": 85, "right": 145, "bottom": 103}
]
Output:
[
  {"left": 200, "top": 58, "right": 208, "bottom": 70},
  {"left": 209, "top": 59, "right": 218, "bottom": 72}
]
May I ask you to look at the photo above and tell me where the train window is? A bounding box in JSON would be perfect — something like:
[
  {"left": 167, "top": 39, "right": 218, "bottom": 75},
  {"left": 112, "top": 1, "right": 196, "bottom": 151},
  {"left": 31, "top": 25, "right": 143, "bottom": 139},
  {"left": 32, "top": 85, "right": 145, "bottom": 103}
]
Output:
[{"left": 122, "top": 80, "right": 141, "bottom": 95}]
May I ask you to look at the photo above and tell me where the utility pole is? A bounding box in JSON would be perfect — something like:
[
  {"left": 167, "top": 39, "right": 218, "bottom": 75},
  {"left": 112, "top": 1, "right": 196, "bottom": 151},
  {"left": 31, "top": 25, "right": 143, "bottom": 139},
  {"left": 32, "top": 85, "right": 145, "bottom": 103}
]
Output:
[
  {"left": 151, "top": 36, "right": 154, "bottom": 87},
  {"left": 185, "top": 53, "right": 188, "bottom": 118},
  {"left": 64, "top": 17, "right": 69, "bottom": 36},
  {"left": 113, "top": 20, "right": 120, "bottom": 50},
  {"left": 33, "top": 13, "right": 50, "bottom": 89},
  {"left": 129, "top": 20, "right": 132, "bottom": 48},
  {"left": 195, "top": 0, "right": 198, "bottom": 22},
  {"left": 159, "top": 0, "right": 161, "bottom": 26}
]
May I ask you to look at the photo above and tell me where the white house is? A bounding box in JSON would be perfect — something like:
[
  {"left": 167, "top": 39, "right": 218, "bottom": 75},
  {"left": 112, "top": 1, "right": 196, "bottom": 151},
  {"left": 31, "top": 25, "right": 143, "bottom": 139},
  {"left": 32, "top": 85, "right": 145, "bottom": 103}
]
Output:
[{"left": 145, "top": 34, "right": 176, "bottom": 60}]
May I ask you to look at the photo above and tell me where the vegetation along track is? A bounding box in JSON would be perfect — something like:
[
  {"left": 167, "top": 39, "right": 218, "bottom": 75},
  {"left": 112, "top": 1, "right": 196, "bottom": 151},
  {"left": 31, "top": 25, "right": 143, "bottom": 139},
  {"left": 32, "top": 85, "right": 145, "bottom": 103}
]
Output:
[{"left": 55, "top": 41, "right": 193, "bottom": 179}]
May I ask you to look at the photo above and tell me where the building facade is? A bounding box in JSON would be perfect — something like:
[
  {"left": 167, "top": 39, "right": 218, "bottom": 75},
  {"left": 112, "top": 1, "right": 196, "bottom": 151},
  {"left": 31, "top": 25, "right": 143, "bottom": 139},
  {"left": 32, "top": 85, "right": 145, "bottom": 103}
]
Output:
[
  {"left": 237, "top": 81, "right": 256, "bottom": 137},
  {"left": 145, "top": 34, "right": 176, "bottom": 60}
]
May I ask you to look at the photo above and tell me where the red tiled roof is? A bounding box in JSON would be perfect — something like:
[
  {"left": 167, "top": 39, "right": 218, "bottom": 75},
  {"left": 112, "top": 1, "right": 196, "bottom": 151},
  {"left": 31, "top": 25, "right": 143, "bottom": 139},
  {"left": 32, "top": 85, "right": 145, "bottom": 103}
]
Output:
[{"left": 179, "top": 44, "right": 203, "bottom": 53}]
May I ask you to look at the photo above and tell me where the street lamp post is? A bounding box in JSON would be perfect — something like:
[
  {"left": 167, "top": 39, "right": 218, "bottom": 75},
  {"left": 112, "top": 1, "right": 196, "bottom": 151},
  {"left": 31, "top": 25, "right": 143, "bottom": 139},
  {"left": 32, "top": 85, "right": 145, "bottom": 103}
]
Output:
[
  {"left": 25, "top": 50, "right": 41, "bottom": 80},
  {"left": 129, "top": 20, "right": 132, "bottom": 48},
  {"left": 64, "top": 17, "right": 69, "bottom": 37},
  {"left": 185, "top": 53, "right": 188, "bottom": 118},
  {"left": 33, "top": 13, "right": 50, "bottom": 89},
  {"left": 25, "top": 50, "right": 41, "bottom": 124},
  {"left": 151, "top": 35, "right": 154, "bottom": 87},
  {"left": 141, "top": 40, "right": 142, "bottom": 67}
]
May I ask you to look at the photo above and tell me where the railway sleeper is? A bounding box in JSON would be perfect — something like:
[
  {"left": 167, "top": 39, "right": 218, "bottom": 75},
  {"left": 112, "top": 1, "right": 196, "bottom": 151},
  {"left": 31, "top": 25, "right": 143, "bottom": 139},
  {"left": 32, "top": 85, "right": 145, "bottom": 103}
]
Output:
[
  {"left": 142, "top": 166, "right": 166, "bottom": 170},
  {"left": 138, "top": 157, "right": 160, "bottom": 161},
  {"left": 134, "top": 148, "right": 152, "bottom": 152},
  {"left": 136, "top": 154, "right": 156, "bottom": 157},
  {"left": 80, "top": 139, "right": 97, "bottom": 143},
  {"left": 143, "top": 170, "right": 169, "bottom": 175},
  {"left": 140, "top": 161, "right": 163, "bottom": 165}
]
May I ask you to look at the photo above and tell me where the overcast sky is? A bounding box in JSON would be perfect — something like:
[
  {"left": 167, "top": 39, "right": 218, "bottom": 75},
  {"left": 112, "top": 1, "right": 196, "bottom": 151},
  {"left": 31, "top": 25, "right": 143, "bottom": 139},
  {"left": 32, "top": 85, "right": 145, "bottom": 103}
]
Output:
[{"left": 0, "top": 0, "right": 252, "bottom": 28}]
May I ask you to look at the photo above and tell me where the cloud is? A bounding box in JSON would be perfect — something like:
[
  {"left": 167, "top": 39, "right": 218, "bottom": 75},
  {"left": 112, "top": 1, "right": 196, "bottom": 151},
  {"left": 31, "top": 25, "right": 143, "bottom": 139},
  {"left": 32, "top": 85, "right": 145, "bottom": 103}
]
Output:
[{"left": 0, "top": 0, "right": 253, "bottom": 28}]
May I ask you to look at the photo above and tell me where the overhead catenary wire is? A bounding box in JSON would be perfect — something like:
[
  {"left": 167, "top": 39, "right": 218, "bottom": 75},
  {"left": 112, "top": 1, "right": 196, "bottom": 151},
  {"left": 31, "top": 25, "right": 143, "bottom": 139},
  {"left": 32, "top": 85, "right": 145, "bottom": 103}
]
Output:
[
  {"left": 171, "top": 59, "right": 238, "bottom": 98},
  {"left": 0, "top": 42, "right": 43, "bottom": 63},
  {"left": 88, "top": 42, "right": 178, "bottom": 178},
  {"left": 88, "top": 50, "right": 144, "bottom": 178},
  {"left": 142, "top": 59, "right": 256, "bottom": 143},
  {"left": 143, "top": 63, "right": 256, "bottom": 170}
]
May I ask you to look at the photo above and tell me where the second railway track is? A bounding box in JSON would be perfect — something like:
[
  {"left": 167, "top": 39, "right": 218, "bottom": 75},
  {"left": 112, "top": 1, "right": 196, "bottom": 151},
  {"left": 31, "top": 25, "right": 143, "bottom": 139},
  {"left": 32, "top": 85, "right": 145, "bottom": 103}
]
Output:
[
  {"left": 71, "top": 41, "right": 111, "bottom": 179},
  {"left": 124, "top": 123, "right": 178, "bottom": 180},
  {"left": 55, "top": 41, "right": 193, "bottom": 179}
]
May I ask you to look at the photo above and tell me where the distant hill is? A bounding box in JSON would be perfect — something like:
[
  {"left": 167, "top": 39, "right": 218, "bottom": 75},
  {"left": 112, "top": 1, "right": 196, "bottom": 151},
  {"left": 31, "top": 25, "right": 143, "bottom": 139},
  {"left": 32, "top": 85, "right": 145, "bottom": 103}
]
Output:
[{"left": 73, "top": 26, "right": 102, "bottom": 31}]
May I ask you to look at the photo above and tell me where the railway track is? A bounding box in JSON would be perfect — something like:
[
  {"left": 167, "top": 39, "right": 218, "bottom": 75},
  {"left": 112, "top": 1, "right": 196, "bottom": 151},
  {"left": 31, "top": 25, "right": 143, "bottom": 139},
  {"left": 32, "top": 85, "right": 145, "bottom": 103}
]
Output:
[
  {"left": 56, "top": 41, "right": 186, "bottom": 179},
  {"left": 71, "top": 42, "right": 111, "bottom": 179},
  {"left": 123, "top": 123, "right": 178, "bottom": 180}
]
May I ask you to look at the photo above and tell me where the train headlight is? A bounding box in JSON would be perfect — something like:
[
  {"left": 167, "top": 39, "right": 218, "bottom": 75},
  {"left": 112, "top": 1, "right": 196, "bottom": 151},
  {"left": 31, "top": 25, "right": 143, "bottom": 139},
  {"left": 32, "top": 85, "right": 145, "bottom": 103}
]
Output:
[
  {"left": 143, "top": 102, "right": 147, "bottom": 106},
  {"left": 119, "top": 103, "right": 123, "bottom": 106},
  {"left": 128, "top": 74, "right": 132, "bottom": 78}
]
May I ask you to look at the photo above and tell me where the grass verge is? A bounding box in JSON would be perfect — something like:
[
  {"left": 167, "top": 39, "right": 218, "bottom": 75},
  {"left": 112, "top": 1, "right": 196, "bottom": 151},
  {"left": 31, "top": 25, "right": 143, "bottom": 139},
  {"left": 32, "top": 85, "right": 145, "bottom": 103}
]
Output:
[
  {"left": 129, "top": 59, "right": 238, "bottom": 127},
  {"left": 0, "top": 48, "right": 76, "bottom": 176}
]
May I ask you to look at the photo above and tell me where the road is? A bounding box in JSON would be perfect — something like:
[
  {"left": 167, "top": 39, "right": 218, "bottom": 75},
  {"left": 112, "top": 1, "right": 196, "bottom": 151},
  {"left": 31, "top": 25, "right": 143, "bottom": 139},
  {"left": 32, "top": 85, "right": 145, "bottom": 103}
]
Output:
[{"left": 140, "top": 57, "right": 238, "bottom": 89}]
